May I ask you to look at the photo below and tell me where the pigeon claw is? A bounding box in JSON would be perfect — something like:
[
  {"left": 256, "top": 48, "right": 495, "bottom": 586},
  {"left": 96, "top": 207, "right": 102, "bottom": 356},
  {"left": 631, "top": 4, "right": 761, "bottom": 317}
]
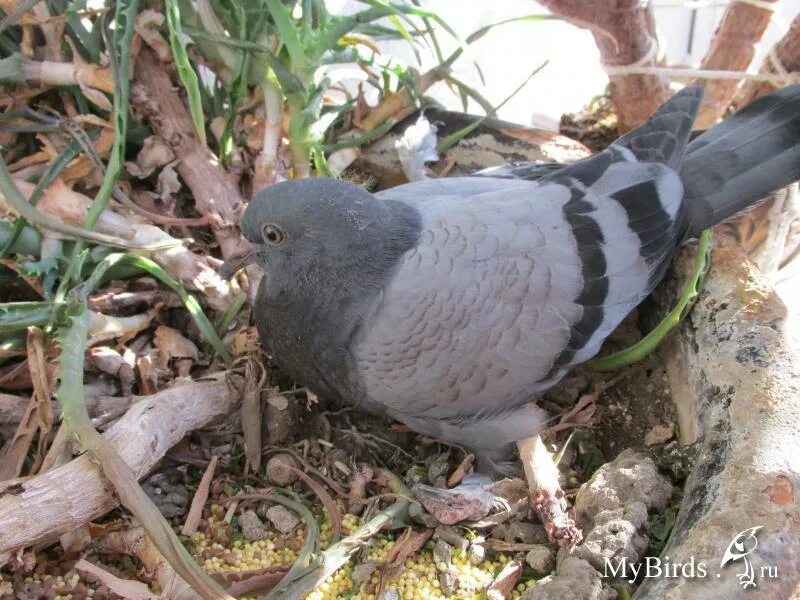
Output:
[{"left": 533, "top": 489, "right": 583, "bottom": 548}]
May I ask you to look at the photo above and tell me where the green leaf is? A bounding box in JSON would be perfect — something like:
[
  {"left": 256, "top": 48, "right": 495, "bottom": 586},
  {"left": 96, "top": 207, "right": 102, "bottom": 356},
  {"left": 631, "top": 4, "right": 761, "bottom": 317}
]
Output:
[
  {"left": 165, "top": 0, "right": 208, "bottom": 146},
  {"left": 0, "top": 302, "right": 60, "bottom": 334},
  {"left": 265, "top": 0, "right": 309, "bottom": 72}
]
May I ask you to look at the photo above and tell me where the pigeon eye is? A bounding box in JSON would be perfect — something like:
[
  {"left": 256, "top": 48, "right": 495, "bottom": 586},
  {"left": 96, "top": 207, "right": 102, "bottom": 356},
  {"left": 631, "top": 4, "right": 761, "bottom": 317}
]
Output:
[{"left": 261, "top": 223, "right": 286, "bottom": 245}]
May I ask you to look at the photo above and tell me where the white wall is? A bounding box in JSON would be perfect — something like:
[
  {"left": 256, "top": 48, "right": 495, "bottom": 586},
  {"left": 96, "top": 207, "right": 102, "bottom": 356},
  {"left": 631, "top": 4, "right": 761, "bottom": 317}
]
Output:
[{"left": 327, "top": 0, "right": 799, "bottom": 127}]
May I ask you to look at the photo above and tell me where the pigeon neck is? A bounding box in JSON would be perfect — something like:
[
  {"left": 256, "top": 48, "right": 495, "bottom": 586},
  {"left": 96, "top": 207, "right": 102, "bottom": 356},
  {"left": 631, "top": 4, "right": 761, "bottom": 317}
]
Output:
[{"left": 255, "top": 199, "right": 422, "bottom": 404}]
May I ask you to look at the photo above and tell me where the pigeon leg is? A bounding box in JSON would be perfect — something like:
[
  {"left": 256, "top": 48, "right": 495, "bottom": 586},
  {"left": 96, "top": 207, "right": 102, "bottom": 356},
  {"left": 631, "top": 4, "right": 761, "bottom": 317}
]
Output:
[{"left": 516, "top": 434, "right": 582, "bottom": 547}]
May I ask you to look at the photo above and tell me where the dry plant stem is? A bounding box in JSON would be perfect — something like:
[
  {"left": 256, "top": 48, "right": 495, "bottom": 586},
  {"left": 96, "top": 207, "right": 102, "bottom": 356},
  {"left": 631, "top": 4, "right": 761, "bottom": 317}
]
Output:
[
  {"left": 0, "top": 394, "right": 140, "bottom": 426},
  {"left": 97, "top": 528, "right": 200, "bottom": 600},
  {"left": 0, "top": 374, "right": 240, "bottom": 557},
  {"left": 7, "top": 177, "right": 237, "bottom": 312},
  {"left": 242, "top": 356, "right": 266, "bottom": 474},
  {"left": 691, "top": 0, "right": 780, "bottom": 128},
  {"left": 740, "top": 12, "right": 800, "bottom": 104},
  {"left": 74, "top": 558, "right": 157, "bottom": 600},
  {"left": 182, "top": 454, "right": 219, "bottom": 537},
  {"left": 0, "top": 328, "right": 53, "bottom": 480},
  {"left": 17, "top": 57, "right": 113, "bottom": 93},
  {"left": 131, "top": 47, "right": 244, "bottom": 259},
  {"left": 538, "top": 0, "right": 671, "bottom": 131},
  {"left": 253, "top": 81, "right": 284, "bottom": 190}
]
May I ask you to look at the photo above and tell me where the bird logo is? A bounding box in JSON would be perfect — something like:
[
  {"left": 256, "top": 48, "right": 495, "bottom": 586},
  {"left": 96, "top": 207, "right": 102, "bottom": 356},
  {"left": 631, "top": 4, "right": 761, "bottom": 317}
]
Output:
[{"left": 720, "top": 526, "right": 763, "bottom": 589}]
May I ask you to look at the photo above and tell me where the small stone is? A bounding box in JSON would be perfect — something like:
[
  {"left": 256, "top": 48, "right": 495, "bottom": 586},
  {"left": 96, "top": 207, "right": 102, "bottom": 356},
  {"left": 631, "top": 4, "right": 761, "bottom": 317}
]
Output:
[
  {"left": 434, "top": 525, "right": 469, "bottom": 550},
  {"left": 438, "top": 567, "right": 459, "bottom": 596},
  {"left": 525, "top": 544, "right": 556, "bottom": 574},
  {"left": 468, "top": 540, "right": 486, "bottom": 565},
  {"left": 222, "top": 552, "right": 237, "bottom": 566},
  {"left": 433, "top": 539, "right": 452, "bottom": 566},
  {"left": 238, "top": 509, "right": 268, "bottom": 541},
  {"left": 380, "top": 587, "right": 400, "bottom": 600},
  {"left": 523, "top": 557, "right": 615, "bottom": 600},
  {"left": 505, "top": 521, "right": 549, "bottom": 545},
  {"left": 141, "top": 471, "right": 189, "bottom": 518},
  {"left": 265, "top": 505, "right": 300, "bottom": 534},
  {"left": 265, "top": 454, "right": 299, "bottom": 486},
  {"left": 644, "top": 423, "right": 675, "bottom": 446}
]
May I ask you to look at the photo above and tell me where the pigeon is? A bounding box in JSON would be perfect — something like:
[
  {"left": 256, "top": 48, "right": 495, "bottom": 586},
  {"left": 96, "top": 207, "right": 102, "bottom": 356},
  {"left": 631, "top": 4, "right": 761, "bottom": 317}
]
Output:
[{"left": 223, "top": 84, "right": 800, "bottom": 544}]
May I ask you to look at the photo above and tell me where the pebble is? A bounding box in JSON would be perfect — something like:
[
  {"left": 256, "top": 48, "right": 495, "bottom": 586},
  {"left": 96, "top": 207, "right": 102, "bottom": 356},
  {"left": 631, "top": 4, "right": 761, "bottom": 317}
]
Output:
[
  {"left": 525, "top": 544, "right": 556, "bottom": 574},
  {"left": 238, "top": 509, "right": 268, "bottom": 541},
  {"left": 265, "top": 505, "right": 301, "bottom": 534}
]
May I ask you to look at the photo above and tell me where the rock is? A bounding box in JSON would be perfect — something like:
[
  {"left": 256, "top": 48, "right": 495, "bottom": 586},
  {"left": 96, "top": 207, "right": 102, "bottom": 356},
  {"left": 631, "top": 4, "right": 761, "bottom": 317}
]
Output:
[
  {"left": 468, "top": 539, "right": 486, "bottom": 566},
  {"left": 569, "top": 504, "right": 649, "bottom": 573},
  {"left": 408, "top": 504, "right": 441, "bottom": 528},
  {"left": 264, "top": 505, "right": 300, "bottom": 534},
  {"left": 434, "top": 525, "right": 469, "bottom": 550},
  {"left": 504, "top": 521, "right": 549, "bottom": 545},
  {"left": 523, "top": 557, "right": 616, "bottom": 600},
  {"left": 573, "top": 449, "right": 673, "bottom": 528},
  {"left": 644, "top": 423, "right": 675, "bottom": 446},
  {"left": 638, "top": 236, "right": 800, "bottom": 598},
  {"left": 438, "top": 567, "right": 459, "bottom": 596},
  {"left": 525, "top": 544, "right": 556, "bottom": 574},
  {"left": 433, "top": 539, "right": 452, "bottom": 566},
  {"left": 142, "top": 472, "right": 189, "bottom": 518},
  {"left": 265, "top": 454, "right": 299, "bottom": 486},
  {"left": 238, "top": 510, "right": 268, "bottom": 542},
  {"left": 651, "top": 441, "right": 699, "bottom": 483},
  {"left": 379, "top": 587, "right": 400, "bottom": 600}
]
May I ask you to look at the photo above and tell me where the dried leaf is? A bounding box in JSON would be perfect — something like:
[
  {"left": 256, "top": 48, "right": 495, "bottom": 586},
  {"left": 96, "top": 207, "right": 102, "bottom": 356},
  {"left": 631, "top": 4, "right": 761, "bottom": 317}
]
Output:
[
  {"left": 157, "top": 162, "right": 182, "bottom": 202},
  {"left": 126, "top": 136, "right": 176, "bottom": 178},
  {"left": 209, "top": 565, "right": 290, "bottom": 597},
  {"left": 135, "top": 9, "right": 172, "bottom": 62},
  {"left": 154, "top": 325, "right": 200, "bottom": 365},
  {"left": 0, "top": 328, "right": 54, "bottom": 479},
  {"left": 377, "top": 528, "right": 433, "bottom": 595}
]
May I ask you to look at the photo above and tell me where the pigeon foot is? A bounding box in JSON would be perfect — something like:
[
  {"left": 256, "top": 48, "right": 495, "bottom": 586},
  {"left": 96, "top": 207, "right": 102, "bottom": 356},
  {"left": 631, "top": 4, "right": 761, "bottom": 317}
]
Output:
[
  {"left": 533, "top": 487, "right": 583, "bottom": 547},
  {"left": 517, "top": 434, "right": 582, "bottom": 548}
]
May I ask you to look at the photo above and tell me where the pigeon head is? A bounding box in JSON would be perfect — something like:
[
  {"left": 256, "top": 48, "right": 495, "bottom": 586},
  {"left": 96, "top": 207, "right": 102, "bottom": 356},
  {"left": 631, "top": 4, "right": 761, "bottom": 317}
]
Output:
[
  {"left": 234, "top": 177, "right": 421, "bottom": 299},
  {"left": 241, "top": 178, "right": 377, "bottom": 264}
]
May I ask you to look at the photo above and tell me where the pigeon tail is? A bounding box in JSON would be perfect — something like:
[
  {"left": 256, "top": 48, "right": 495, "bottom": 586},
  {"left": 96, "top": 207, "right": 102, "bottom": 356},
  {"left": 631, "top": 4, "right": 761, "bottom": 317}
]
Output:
[{"left": 679, "top": 83, "right": 800, "bottom": 240}]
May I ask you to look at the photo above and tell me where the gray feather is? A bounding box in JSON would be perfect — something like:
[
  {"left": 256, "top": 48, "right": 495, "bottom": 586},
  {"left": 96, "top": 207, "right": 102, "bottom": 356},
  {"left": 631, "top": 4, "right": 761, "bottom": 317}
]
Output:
[{"left": 680, "top": 84, "right": 800, "bottom": 238}]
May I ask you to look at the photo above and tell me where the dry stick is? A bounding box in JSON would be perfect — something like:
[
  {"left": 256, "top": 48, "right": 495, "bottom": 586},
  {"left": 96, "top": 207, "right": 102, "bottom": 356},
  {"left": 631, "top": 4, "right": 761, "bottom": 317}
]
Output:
[
  {"left": 0, "top": 328, "right": 52, "bottom": 480},
  {"left": 74, "top": 558, "right": 157, "bottom": 600},
  {"left": 740, "top": 12, "right": 800, "bottom": 104},
  {"left": 690, "top": 0, "right": 780, "bottom": 128},
  {"left": 538, "top": 0, "right": 671, "bottom": 131},
  {"left": 0, "top": 374, "right": 240, "bottom": 558},
  {"left": 182, "top": 454, "right": 219, "bottom": 537},
  {"left": 130, "top": 46, "right": 245, "bottom": 260},
  {"left": 97, "top": 527, "right": 201, "bottom": 600}
]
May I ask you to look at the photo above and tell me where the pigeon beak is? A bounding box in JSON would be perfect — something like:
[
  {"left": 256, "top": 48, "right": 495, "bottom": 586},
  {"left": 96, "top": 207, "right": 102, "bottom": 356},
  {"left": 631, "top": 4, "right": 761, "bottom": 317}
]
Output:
[{"left": 220, "top": 244, "right": 256, "bottom": 279}]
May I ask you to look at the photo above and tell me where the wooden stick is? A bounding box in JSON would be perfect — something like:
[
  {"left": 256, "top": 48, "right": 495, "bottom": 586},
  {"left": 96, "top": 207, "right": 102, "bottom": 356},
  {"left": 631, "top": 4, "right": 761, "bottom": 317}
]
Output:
[{"left": 0, "top": 374, "right": 240, "bottom": 558}]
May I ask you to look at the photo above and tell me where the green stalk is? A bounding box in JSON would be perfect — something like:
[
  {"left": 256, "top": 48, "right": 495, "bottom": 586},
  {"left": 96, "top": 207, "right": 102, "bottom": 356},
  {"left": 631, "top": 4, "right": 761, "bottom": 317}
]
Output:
[
  {"left": 587, "top": 230, "right": 713, "bottom": 371},
  {"left": 165, "top": 0, "right": 208, "bottom": 146},
  {"left": 55, "top": 304, "right": 234, "bottom": 600},
  {"left": 78, "top": 253, "right": 231, "bottom": 364}
]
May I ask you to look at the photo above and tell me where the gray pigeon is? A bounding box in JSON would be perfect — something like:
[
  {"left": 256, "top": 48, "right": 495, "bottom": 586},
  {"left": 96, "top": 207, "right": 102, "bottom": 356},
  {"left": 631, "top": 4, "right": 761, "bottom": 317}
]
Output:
[{"left": 224, "top": 84, "right": 800, "bottom": 543}]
